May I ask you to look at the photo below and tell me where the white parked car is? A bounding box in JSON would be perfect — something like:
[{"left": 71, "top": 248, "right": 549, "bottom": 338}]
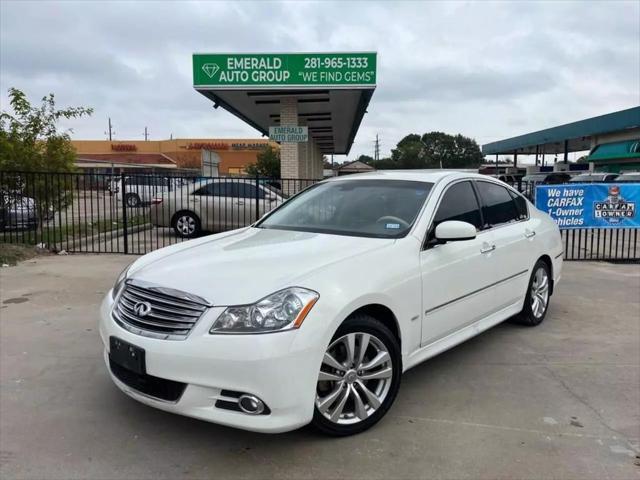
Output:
[
  {"left": 112, "top": 176, "right": 189, "bottom": 207},
  {"left": 100, "top": 171, "right": 563, "bottom": 436}
]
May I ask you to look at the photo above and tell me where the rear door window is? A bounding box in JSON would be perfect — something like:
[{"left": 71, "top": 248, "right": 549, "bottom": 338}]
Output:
[
  {"left": 476, "top": 181, "right": 520, "bottom": 228},
  {"left": 193, "top": 182, "right": 233, "bottom": 197},
  {"left": 234, "top": 183, "right": 265, "bottom": 199}
]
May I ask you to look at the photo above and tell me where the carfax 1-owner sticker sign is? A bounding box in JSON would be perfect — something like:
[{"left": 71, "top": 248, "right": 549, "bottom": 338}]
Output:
[{"left": 535, "top": 183, "right": 640, "bottom": 229}]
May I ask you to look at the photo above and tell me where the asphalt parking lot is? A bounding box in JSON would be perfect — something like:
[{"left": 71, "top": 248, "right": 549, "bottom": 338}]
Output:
[{"left": 1, "top": 255, "right": 639, "bottom": 479}]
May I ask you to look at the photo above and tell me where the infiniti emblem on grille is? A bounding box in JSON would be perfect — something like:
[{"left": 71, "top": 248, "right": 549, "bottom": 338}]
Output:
[{"left": 133, "top": 301, "right": 152, "bottom": 317}]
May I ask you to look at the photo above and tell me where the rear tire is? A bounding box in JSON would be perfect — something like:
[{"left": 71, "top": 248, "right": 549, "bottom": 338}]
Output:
[
  {"left": 172, "top": 211, "right": 201, "bottom": 239},
  {"left": 511, "top": 260, "right": 551, "bottom": 326},
  {"left": 125, "top": 193, "right": 141, "bottom": 208},
  {"left": 312, "top": 314, "right": 402, "bottom": 436}
]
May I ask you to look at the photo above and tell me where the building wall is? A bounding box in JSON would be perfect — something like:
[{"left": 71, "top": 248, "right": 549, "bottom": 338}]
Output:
[{"left": 72, "top": 139, "right": 278, "bottom": 175}]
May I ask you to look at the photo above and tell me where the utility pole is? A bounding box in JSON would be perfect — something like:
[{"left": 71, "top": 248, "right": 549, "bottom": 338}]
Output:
[
  {"left": 374, "top": 134, "right": 380, "bottom": 161},
  {"left": 105, "top": 117, "right": 114, "bottom": 141},
  {"left": 143, "top": 126, "right": 149, "bottom": 141}
]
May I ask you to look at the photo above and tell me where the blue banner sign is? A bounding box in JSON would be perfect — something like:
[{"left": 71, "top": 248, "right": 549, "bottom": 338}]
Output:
[{"left": 535, "top": 183, "right": 640, "bottom": 229}]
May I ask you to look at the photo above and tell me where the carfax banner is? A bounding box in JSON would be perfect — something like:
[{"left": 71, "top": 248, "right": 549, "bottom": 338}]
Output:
[{"left": 535, "top": 183, "right": 640, "bottom": 229}]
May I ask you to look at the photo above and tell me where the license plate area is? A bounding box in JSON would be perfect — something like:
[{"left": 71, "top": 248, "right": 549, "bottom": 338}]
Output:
[{"left": 109, "top": 336, "right": 146, "bottom": 375}]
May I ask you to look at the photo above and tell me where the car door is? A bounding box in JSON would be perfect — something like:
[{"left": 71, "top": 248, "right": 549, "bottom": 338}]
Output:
[
  {"left": 230, "top": 182, "right": 260, "bottom": 228},
  {"left": 474, "top": 180, "right": 532, "bottom": 307},
  {"left": 419, "top": 180, "right": 498, "bottom": 346},
  {"left": 190, "top": 181, "right": 230, "bottom": 232}
]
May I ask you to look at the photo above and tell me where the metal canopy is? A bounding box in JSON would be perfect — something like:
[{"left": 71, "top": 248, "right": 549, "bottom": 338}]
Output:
[
  {"left": 192, "top": 53, "right": 377, "bottom": 155},
  {"left": 482, "top": 106, "right": 640, "bottom": 155},
  {"left": 197, "top": 88, "right": 374, "bottom": 154}
]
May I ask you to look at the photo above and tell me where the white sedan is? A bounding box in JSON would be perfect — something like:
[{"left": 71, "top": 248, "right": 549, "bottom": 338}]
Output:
[{"left": 99, "top": 171, "right": 563, "bottom": 436}]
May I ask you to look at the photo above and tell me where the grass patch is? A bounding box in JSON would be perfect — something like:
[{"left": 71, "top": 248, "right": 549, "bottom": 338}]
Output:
[
  {"left": 0, "top": 215, "right": 147, "bottom": 247},
  {"left": 0, "top": 243, "right": 50, "bottom": 266}
]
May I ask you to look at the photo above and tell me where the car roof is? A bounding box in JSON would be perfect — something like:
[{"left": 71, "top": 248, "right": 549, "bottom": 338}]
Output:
[{"left": 323, "top": 170, "right": 487, "bottom": 184}]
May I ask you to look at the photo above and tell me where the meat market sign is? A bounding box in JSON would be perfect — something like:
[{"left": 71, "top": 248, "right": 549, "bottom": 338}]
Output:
[{"left": 193, "top": 53, "right": 377, "bottom": 88}]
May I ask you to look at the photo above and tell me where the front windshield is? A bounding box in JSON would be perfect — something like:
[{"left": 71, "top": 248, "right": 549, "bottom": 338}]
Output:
[{"left": 257, "top": 179, "right": 433, "bottom": 238}]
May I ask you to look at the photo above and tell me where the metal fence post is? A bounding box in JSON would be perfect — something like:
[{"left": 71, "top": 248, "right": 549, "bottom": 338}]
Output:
[
  {"left": 121, "top": 172, "right": 128, "bottom": 254},
  {"left": 255, "top": 173, "right": 260, "bottom": 222}
]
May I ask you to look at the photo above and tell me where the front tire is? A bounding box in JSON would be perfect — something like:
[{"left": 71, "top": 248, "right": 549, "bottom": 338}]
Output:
[
  {"left": 512, "top": 260, "right": 551, "bottom": 326},
  {"left": 312, "top": 314, "right": 401, "bottom": 436}
]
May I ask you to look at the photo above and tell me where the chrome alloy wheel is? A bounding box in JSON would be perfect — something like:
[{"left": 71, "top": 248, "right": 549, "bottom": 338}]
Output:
[
  {"left": 316, "top": 332, "right": 393, "bottom": 425},
  {"left": 530, "top": 266, "right": 550, "bottom": 318},
  {"left": 176, "top": 215, "right": 196, "bottom": 236}
]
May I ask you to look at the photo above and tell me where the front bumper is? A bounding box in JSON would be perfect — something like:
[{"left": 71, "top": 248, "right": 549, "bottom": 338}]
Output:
[{"left": 99, "top": 293, "right": 325, "bottom": 433}]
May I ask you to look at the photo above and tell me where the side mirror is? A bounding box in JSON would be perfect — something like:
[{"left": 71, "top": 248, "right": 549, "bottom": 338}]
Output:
[{"left": 435, "top": 220, "right": 477, "bottom": 242}]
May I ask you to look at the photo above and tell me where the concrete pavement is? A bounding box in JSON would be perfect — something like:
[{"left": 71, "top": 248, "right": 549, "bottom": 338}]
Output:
[{"left": 1, "top": 255, "right": 638, "bottom": 479}]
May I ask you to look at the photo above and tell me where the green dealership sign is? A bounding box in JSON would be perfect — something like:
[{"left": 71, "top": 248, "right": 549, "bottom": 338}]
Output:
[{"left": 193, "top": 53, "right": 376, "bottom": 88}]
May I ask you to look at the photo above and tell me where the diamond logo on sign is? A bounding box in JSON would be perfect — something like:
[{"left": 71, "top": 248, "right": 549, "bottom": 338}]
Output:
[{"left": 202, "top": 63, "right": 220, "bottom": 79}]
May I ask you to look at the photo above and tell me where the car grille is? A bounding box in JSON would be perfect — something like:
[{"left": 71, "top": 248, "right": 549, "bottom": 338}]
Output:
[{"left": 113, "top": 279, "right": 211, "bottom": 340}]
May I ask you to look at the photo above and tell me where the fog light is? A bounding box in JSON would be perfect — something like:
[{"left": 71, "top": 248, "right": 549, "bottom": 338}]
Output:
[{"left": 238, "top": 394, "right": 265, "bottom": 415}]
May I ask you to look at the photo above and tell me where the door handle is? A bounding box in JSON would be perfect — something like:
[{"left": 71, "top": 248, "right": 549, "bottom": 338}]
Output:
[
  {"left": 480, "top": 244, "right": 496, "bottom": 254},
  {"left": 524, "top": 229, "right": 536, "bottom": 239}
]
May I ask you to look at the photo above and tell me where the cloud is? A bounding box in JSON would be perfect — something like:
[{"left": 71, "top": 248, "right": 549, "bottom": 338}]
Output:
[{"left": 1, "top": 0, "right": 638, "bottom": 161}]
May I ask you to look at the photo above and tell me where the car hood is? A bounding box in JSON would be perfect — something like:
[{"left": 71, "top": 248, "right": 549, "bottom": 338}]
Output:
[{"left": 128, "top": 227, "right": 394, "bottom": 305}]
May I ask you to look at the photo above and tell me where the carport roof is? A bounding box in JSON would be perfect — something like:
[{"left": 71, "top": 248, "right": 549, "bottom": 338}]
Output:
[{"left": 482, "top": 106, "right": 640, "bottom": 155}]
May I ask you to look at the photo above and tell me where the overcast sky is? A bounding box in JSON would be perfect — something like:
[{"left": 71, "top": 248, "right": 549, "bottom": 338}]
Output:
[{"left": 1, "top": 0, "right": 639, "bottom": 162}]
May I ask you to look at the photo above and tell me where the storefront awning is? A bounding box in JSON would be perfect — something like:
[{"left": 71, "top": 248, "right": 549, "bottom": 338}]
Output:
[{"left": 587, "top": 139, "right": 640, "bottom": 162}]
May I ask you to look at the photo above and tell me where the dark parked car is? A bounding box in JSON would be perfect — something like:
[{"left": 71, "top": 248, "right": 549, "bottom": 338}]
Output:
[
  {"left": 521, "top": 172, "right": 572, "bottom": 201},
  {"left": 0, "top": 193, "right": 38, "bottom": 230},
  {"left": 522, "top": 172, "right": 572, "bottom": 185}
]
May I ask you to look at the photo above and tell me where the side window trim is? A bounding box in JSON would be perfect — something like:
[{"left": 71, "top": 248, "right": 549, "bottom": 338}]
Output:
[{"left": 469, "top": 180, "right": 486, "bottom": 229}]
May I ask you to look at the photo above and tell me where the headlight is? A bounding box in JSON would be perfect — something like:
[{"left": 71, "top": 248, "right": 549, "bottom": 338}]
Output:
[
  {"left": 210, "top": 287, "right": 319, "bottom": 334},
  {"left": 111, "top": 265, "right": 130, "bottom": 299}
]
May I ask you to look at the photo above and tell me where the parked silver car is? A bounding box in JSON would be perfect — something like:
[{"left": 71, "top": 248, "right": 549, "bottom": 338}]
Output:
[
  {"left": 569, "top": 172, "right": 618, "bottom": 183},
  {"left": 150, "top": 179, "right": 287, "bottom": 238}
]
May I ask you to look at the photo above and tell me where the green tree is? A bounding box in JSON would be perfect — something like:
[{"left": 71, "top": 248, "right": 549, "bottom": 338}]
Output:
[
  {"left": 0, "top": 88, "right": 93, "bottom": 226},
  {"left": 245, "top": 144, "right": 281, "bottom": 178},
  {"left": 0, "top": 88, "right": 93, "bottom": 171},
  {"left": 390, "top": 134, "right": 424, "bottom": 169},
  {"left": 420, "top": 131, "right": 484, "bottom": 169}
]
